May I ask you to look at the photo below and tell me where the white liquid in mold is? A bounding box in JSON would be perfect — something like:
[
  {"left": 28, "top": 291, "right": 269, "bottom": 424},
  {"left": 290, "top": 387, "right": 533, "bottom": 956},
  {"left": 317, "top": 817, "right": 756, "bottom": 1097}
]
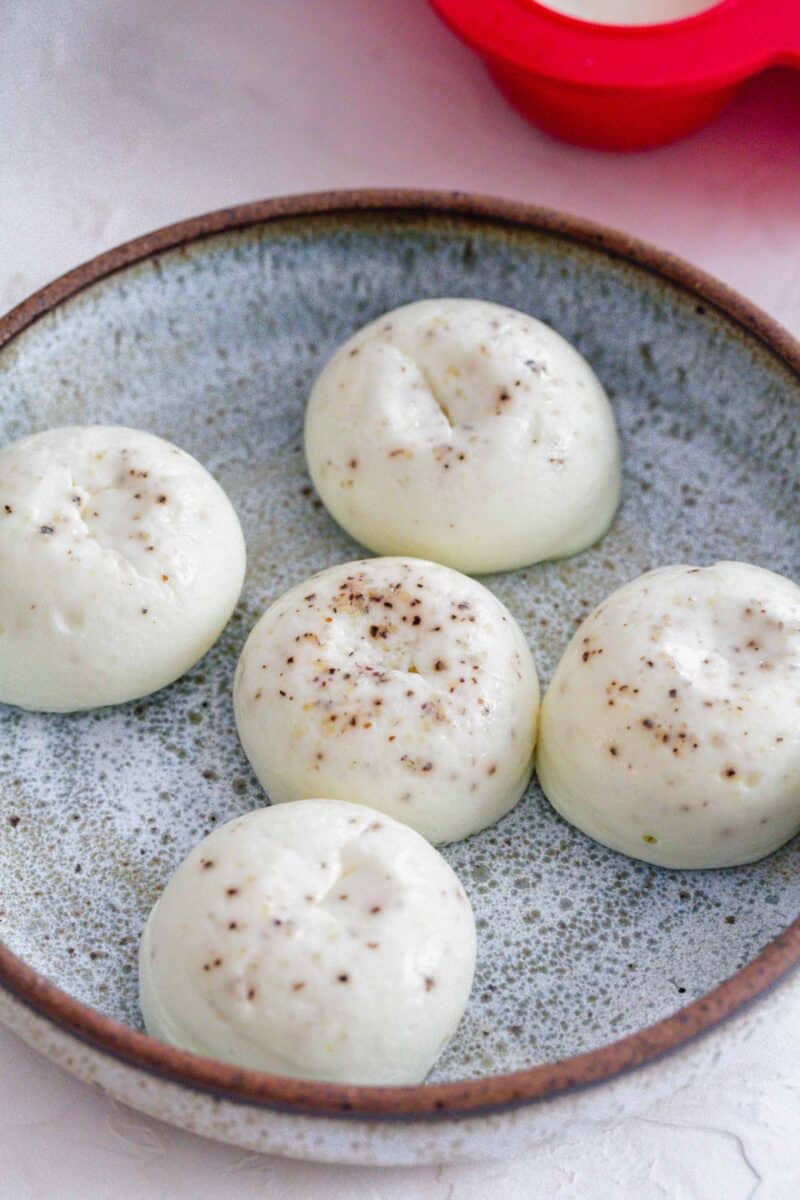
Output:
[{"left": 535, "top": 0, "right": 721, "bottom": 26}]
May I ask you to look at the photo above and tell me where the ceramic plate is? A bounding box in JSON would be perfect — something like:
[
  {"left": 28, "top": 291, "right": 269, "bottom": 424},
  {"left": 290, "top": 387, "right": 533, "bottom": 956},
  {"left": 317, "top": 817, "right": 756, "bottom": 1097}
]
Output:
[{"left": 0, "top": 192, "right": 798, "bottom": 1165}]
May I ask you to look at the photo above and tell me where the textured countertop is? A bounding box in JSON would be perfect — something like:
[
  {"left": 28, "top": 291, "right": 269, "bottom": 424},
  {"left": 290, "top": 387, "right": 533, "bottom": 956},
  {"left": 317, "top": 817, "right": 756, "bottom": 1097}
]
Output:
[{"left": 2, "top": 2, "right": 800, "bottom": 1196}]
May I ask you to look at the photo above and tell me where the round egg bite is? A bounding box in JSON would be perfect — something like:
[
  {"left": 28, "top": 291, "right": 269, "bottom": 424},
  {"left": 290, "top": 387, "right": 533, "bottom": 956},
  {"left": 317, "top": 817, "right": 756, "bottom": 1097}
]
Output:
[
  {"left": 139, "top": 800, "right": 476, "bottom": 1085},
  {"left": 0, "top": 426, "right": 245, "bottom": 711},
  {"left": 304, "top": 298, "right": 621, "bottom": 574},
  {"left": 234, "top": 557, "right": 539, "bottom": 844},
  {"left": 536, "top": 562, "right": 800, "bottom": 868}
]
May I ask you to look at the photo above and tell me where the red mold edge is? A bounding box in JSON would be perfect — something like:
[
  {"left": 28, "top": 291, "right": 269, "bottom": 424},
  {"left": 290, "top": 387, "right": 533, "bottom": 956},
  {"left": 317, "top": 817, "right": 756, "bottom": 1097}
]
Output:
[{"left": 430, "top": 0, "right": 800, "bottom": 149}]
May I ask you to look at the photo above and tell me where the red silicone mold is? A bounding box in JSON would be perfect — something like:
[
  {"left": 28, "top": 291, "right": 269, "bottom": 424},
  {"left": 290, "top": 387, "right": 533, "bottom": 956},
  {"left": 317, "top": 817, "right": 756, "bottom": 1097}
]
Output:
[{"left": 430, "top": 0, "right": 800, "bottom": 149}]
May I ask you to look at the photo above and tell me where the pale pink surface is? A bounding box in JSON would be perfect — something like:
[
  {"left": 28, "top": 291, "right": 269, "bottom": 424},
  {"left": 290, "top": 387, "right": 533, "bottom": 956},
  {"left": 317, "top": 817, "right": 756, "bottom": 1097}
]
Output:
[{"left": 2, "top": 1, "right": 800, "bottom": 1195}]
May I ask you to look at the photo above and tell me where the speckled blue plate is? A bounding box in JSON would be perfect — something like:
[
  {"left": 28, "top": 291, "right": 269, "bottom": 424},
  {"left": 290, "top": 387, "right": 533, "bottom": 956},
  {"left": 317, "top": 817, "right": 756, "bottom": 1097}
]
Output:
[{"left": 0, "top": 192, "right": 798, "bottom": 1165}]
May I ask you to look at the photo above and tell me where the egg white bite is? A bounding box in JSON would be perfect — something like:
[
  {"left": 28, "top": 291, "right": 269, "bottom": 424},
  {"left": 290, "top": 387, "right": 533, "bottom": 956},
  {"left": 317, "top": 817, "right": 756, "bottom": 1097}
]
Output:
[
  {"left": 0, "top": 426, "right": 245, "bottom": 711},
  {"left": 304, "top": 298, "right": 621, "bottom": 574},
  {"left": 536, "top": 562, "right": 800, "bottom": 868},
  {"left": 234, "top": 557, "right": 539, "bottom": 844},
  {"left": 139, "top": 800, "right": 476, "bottom": 1085},
  {"left": 537, "top": 0, "right": 718, "bottom": 24}
]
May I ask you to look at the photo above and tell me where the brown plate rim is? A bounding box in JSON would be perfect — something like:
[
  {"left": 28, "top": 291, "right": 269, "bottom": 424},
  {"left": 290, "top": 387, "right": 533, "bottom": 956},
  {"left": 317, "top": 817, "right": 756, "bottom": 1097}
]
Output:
[{"left": 1, "top": 188, "right": 799, "bottom": 1122}]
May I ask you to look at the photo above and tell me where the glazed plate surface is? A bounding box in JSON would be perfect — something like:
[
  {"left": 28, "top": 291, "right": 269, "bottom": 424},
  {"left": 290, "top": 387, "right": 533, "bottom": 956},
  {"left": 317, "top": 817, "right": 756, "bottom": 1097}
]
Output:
[{"left": 0, "top": 195, "right": 798, "bottom": 1112}]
